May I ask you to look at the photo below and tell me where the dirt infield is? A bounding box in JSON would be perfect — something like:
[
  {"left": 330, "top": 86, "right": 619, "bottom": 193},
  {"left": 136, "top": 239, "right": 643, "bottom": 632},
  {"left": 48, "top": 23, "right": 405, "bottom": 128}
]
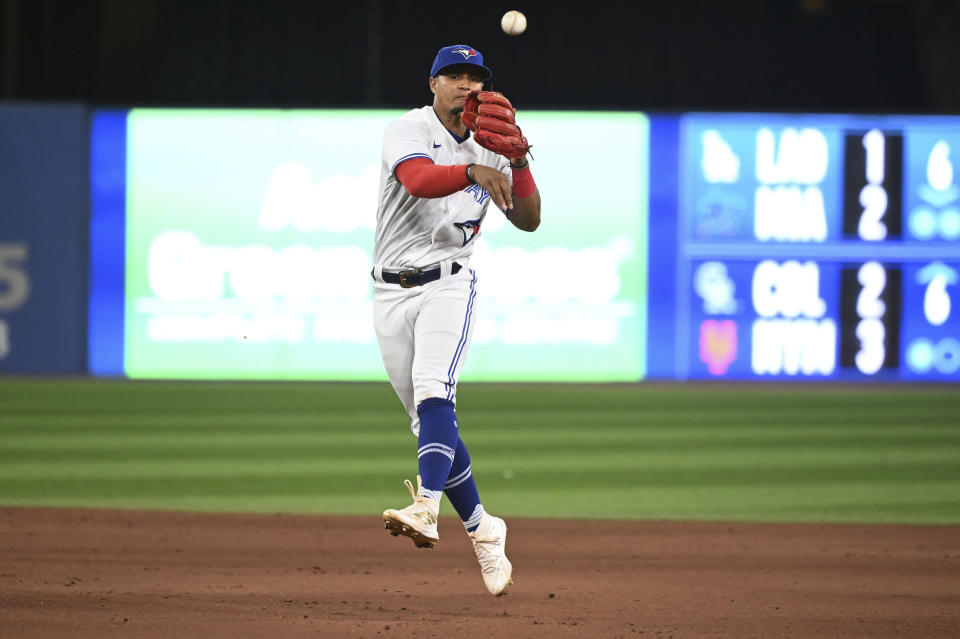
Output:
[{"left": 1, "top": 508, "right": 958, "bottom": 638}]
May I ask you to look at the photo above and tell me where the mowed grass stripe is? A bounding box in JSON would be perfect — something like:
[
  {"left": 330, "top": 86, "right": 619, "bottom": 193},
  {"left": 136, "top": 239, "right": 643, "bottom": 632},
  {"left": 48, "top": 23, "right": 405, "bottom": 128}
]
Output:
[
  {"left": 4, "top": 430, "right": 958, "bottom": 467},
  {"left": 3, "top": 466, "right": 955, "bottom": 500},
  {"left": 3, "top": 379, "right": 955, "bottom": 414},
  {"left": 0, "top": 412, "right": 400, "bottom": 434},
  {"left": 4, "top": 419, "right": 957, "bottom": 447},
  {"left": 7, "top": 416, "right": 958, "bottom": 440},
  {"left": 3, "top": 434, "right": 958, "bottom": 468},
  {"left": 2, "top": 481, "right": 955, "bottom": 523},
  {"left": 1, "top": 380, "right": 958, "bottom": 523},
  {"left": 482, "top": 482, "right": 960, "bottom": 522},
  {"left": 3, "top": 445, "right": 958, "bottom": 479}
]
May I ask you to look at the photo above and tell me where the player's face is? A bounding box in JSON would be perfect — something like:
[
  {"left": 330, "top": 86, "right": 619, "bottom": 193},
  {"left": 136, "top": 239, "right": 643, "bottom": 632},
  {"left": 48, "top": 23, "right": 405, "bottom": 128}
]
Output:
[{"left": 430, "top": 66, "right": 485, "bottom": 115}]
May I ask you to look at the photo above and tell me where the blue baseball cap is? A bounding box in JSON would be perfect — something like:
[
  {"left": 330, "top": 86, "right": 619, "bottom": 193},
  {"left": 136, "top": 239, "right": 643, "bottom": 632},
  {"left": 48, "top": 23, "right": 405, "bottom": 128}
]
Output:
[{"left": 430, "top": 44, "right": 492, "bottom": 80}]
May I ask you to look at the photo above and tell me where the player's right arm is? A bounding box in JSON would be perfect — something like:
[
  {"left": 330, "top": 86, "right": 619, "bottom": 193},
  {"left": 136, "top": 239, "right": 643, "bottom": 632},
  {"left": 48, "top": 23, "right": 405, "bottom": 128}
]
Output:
[
  {"left": 384, "top": 114, "right": 514, "bottom": 211},
  {"left": 396, "top": 160, "right": 513, "bottom": 212},
  {"left": 394, "top": 158, "right": 474, "bottom": 199},
  {"left": 385, "top": 116, "right": 482, "bottom": 201}
]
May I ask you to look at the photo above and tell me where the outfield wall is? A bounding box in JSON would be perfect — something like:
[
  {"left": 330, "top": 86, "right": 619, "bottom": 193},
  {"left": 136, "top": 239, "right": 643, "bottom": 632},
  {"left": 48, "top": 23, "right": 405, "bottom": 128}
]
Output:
[
  {"left": 2, "top": 106, "right": 959, "bottom": 381},
  {"left": 0, "top": 104, "right": 89, "bottom": 374}
]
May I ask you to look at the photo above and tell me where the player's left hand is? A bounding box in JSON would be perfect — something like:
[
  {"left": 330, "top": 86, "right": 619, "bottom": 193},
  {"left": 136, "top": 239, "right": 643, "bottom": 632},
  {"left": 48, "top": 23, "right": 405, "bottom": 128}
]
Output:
[
  {"left": 468, "top": 164, "right": 513, "bottom": 211},
  {"left": 461, "top": 91, "right": 532, "bottom": 160}
]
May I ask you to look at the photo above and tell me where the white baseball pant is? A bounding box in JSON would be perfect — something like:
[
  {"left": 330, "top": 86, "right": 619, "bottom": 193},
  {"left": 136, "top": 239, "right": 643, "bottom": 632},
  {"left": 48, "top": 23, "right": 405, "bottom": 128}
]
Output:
[{"left": 373, "top": 267, "right": 478, "bottom": 435}]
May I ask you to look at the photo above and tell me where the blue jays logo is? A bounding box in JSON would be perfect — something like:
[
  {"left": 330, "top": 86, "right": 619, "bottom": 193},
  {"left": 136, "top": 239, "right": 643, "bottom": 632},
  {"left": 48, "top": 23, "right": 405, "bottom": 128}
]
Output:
[
  {"left": 452, "top": 47, "right": 478, "bottom": 60},
  {"left": 454, "top": 218, "right": 483, "bottom": 246}
]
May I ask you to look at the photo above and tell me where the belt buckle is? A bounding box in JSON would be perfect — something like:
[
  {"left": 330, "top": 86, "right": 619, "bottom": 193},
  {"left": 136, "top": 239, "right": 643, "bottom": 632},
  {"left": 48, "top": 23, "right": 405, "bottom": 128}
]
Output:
[{"left": 397, "top": 268, "right": 421, "bottom": 288}]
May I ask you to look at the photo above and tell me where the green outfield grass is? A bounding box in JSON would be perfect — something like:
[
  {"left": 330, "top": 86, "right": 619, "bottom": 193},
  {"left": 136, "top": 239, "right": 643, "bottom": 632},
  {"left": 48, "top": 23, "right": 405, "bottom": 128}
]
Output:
[{"left": 1, "top": 379, "right": 958, "bottom": 524}]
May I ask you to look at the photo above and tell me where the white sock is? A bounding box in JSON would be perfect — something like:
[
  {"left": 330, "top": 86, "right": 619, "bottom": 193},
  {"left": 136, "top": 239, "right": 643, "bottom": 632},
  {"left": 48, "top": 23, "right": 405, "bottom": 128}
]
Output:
[
  {"left": 463, "top": 504, "right": 485, "bottom": 532},
  {"left": 421, "top": 488, "right": 443, "bottom": 510}
]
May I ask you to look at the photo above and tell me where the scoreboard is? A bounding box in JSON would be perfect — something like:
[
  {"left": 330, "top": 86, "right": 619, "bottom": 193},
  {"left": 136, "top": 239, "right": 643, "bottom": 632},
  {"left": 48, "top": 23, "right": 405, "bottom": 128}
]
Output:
[{"left": 674, "top": 114, "right": 960, "bottom": 381}]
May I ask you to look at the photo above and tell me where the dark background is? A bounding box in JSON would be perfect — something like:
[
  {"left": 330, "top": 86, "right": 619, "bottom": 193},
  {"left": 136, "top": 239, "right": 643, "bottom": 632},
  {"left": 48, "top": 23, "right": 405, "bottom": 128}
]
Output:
[{"left": 3, "top": 0, "right": 960, "bottom": 112}]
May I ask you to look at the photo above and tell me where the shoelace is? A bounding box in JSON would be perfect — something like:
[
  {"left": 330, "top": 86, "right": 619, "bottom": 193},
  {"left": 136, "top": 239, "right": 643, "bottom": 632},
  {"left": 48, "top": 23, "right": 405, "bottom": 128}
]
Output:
[
  {"left": 400, "top": 476, "right": 439, "bottom": 528},
  {"left": 403, "top": 476, "right": 425, "bottom": 504},
  {"left": 471, "top": 532, "right": 501, "bottom": 575}
]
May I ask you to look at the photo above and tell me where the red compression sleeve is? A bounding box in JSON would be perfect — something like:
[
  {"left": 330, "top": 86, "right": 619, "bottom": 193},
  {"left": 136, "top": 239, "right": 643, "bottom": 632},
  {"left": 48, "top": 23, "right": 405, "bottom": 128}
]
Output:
[
  {"left": 512, "top": 164, "right": 536, "bottom": 198},
  {"left": 395, "top": 157, "right": 471, "bottom": 198}
]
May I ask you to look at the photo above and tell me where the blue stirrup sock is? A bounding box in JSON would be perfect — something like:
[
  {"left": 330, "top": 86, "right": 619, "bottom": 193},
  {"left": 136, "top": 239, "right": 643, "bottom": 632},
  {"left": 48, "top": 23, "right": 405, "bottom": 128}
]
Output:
[
  {"left": 445, "top": 437, "right": 484, "bottom": 532},
  {"left": 416, "top": 398, "right": 460, "bottom": 502}
]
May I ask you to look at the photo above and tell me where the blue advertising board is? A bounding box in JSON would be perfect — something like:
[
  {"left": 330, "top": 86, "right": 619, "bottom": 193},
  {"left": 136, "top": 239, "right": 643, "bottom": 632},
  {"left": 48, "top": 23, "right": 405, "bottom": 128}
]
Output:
[
  {"left": 0, "top": 104, "right": 88, "bottom": 373},
  {"left": 84, "top": 107, "right": 960, "bottom": 382}
]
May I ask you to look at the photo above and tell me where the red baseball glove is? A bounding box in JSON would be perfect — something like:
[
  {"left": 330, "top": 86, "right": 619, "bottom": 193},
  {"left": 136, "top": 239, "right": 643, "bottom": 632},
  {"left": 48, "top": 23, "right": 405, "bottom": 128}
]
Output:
[{"left": 460, "top": 90, "right": 532, "bottom": 159}]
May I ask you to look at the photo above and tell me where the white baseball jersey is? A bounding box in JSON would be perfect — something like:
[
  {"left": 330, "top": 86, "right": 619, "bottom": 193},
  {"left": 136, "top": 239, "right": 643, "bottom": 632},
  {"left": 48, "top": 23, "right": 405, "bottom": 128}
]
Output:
[
  {"left": 373, "top": 105, "right": 512, "bottom": 271},
  {"left": 372, "top": 105, "right": 512, "bottom": 434}
]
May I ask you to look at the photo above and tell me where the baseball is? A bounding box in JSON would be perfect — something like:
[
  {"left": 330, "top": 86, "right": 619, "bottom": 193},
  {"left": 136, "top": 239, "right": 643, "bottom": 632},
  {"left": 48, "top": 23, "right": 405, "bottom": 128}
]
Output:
[{"left": 501, "top": 10, "right": 527, "bottom": 36}]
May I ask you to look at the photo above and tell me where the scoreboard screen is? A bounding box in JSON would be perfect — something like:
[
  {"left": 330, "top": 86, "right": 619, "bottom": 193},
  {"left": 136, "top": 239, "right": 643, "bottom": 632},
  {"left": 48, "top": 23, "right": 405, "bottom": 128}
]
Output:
[{"left": 674, "top": 114, "right": 960, "bottom": 381}]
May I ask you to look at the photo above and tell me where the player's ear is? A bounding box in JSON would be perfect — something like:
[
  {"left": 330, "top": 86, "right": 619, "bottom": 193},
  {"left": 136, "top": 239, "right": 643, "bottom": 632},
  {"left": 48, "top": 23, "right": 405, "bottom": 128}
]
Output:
[{"left": 429, "top": 76, "right": 438, "bottom": 95}]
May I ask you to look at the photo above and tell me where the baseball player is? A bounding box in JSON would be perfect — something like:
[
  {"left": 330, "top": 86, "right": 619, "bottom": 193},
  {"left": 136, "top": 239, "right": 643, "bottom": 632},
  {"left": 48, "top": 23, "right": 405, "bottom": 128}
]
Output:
[{"left": 374, "top": 44, "right": 541, "bottom": 596}]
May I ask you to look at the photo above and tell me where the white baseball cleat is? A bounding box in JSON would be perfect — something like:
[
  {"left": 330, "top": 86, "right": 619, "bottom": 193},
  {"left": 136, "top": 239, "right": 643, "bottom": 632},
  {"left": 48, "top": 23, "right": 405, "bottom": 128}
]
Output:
[
  {"left": 469, "top": 513, "right": 513, "bottom": 596},
  {"left": 383, "top": 476, "right": 440, "bottom": 549}
]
